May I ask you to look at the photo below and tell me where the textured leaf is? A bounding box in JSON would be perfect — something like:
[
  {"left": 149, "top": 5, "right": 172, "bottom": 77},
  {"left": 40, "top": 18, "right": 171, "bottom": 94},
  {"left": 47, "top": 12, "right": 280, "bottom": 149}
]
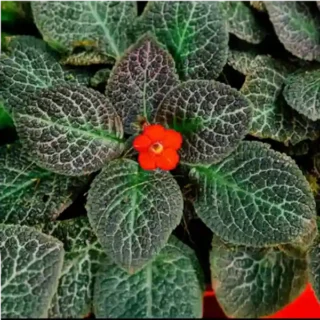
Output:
[
  {"left": 284, "top": 69, "right": 320, "bottom": 121},
  {"left": 241, "top": 56, "right": 320, "bottom": 145},
  {"left": 107, "top": 35, "right": 179, "bottom": 134},
  {"left": 93, "top": 236, "right": 203, "bottom": 318},
  {"left": 250, "top": 1, "right": 266, "bottom": 12},
  {"left": 91, "top": 68, "right": 111, "bottom": 88},
  {"left": 0, "top": 224, "right": 64, "bottom": 318},
  {"left": 60, "top": 51, "right": 115, "bottom": 66},
  {"left": 31, "top": 1, "right": 137, "bottom": 59},
  {"left": 42, "top": 218, "right": 104, "bottom": 318},
  {"left": 0, "top": 36, "right": 89, "bottom": 113},
  {"left": 14, "top": 84, "right": 124, "bottom": 176},
  {"left": 190, "top": 141, "right": 317, "bottom": 247},
  {"left": 156, "top": 80, "right": 252, "bottom": 165},
  {"left": 227, "top": 49, "right": 258, "bottom": 75},
  {"left": 210, "top": 236, "right": 308, "bottom": 318},
  {"left": 220, "top": 1, "right": 266, "bottom": 44},
  {"left": 138, "top": 1, "right": 228, "bottom": 80},
  {"left": 265, "top": 2, "right": 320, "bottom": 61},
  {"left": 308, "top": 234, "right": 320, "bottom": 302},
  {"left": 0, "top": 103, "right": 14, "bottom": 129},
  {"left": 0, "top": 143, "right": 86, "bottom": 226},
  {"left": 87, "top": 159, "right": 184, "bottom": 272}
]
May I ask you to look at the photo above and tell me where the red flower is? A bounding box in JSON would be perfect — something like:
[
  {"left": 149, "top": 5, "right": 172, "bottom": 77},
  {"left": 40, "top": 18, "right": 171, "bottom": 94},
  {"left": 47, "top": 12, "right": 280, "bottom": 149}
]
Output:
[{"left": 133, "top": 124, "right": 182, "bottom": 171}]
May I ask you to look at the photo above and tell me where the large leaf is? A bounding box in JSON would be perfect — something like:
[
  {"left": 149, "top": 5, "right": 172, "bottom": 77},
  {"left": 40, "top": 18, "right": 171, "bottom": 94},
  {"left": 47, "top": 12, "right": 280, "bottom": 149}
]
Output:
[
  {"left": 86, "top": 159, "right": 184, "bottom": 272},
  {"left": 190, "top": 141, "right": 317, "bottom": 248},
  {"left": 31, "top": 1, "right": 137, "bottom": 59},
  {"left": 93, "top": 236, "right": 203, "bottom": 318},
  {"left": 156, "top": 80, "right": 252, "bottom": 165},
  {"left": 42, "top": 218, "right": 104, "bottom": 318},
  {"left": 265, "top": 2, "right": 320, "bottom": 61},
  {"left": 210, "top": 236, "right": 308, "bottom": 318},
  {"left": 14, "top": 84, "right": 124, "bottom": 176},
  {"left": 0, "top": 143, "right": 85, "bottom": 226},
  {"left": 283, "top": 69, "right": 320, "bottom": 121},
  {"left": 107, "top": 35, "right": 179, "bottom": 134},
  {"left": 307, "top": 233, "right": 320, "bottom": 302},
  {"left": 220, "top": 1, "right": 266, "bottom": 44},
  {"left": 0, "top": 224, "right": 64, "bottom": 318},
  {"left": 241, "top": 56, "right": 320, "bottom": 145},
  {"left": 137, "top": 1, "right": 228, "bottom": 80},
  {"left": 0, "top": 36, "right": 90, "bottom": 113}
]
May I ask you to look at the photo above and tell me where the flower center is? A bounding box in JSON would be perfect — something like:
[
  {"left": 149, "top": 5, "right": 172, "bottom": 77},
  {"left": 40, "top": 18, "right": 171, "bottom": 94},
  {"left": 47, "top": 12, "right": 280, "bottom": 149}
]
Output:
[{"left": 150, "top": 142, "right": 163, "bottom": 154}]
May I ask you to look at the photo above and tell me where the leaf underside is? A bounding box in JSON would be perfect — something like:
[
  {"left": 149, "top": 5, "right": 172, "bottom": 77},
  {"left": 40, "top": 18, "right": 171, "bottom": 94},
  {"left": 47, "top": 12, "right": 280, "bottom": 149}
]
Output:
[{"left": 86, "top": 159, "right": 184, "bottom": 272}]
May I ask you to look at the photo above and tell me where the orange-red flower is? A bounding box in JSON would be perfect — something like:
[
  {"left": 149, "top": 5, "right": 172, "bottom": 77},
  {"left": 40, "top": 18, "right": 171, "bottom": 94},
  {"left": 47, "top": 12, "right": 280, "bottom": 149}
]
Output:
[{"left": 133, "top": 124, "right": 182, "bottom": 171}]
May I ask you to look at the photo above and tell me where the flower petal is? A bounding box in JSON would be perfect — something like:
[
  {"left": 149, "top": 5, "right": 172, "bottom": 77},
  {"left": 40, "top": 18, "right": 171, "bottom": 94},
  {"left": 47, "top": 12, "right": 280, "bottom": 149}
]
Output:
[
  {"left": 143, "top": 124, "right": 165, "bottom": 142},
  {"left": 156, "top": 148, "right": 179, "bottom": 171},
  {"left": 138, "top": 152, "right": 157, "bottom": 170},
  {"left": 162, "top": 129, "right": 183, "bottom": 150},
  {"left": 133, "top": 134, "right": 152, "bottom": 152}
]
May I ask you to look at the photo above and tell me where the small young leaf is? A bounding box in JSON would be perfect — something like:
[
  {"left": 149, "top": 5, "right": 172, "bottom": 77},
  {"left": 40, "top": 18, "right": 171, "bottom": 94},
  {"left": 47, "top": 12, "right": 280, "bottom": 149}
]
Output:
[
  {"left": 91, "top": 68, "right": 111, "bottom": 88},
  {"left": 265, "top": 2, "right": 320, "bottom": 61},
  {"left": 86, "top": 159, "right": 184, "bottom": 272},
  {"left": 0, "top": 143, "right": 86, "bottom": 226},
  {"left": 284, "top": 69, "right": 320, "bottom": 121},
  {"left": 107, "top": 35, "right": 179, "bottom": 134},
  {"left": 138, "top": 1, "right": 228, "bottom": 80},
  {"left": 308, "top": 235, "right": 320, "bottom": 302},
  {"left": 14, "top": 85, "right": 124, "bottom": 176},
  {"left": 0, "top": 36, "right": 90, "bottom": 113},
  {"left": 93, "top": 236, "right": 203, "bottom": 318},
  {"left": 31, "top": 1, "right": 137, "bottom": 59},
  {"left": 156, "top": 80, "right": 252, "bottom": 165},
  {"left": 0, "top": 224, "right": 65, "bottom": 318},
  {"left": 241, "top": 56, "right": 320, "bottom": 145},
  {"left": 42, "top": 218, "right": 105, "bottom": 318},
  {"left": 227, "top": 49, "right": 258, "bottom": 75},
  {"left": 190, "top": 141, "right": 317, "bottom": 248},
  {"left": 220, "top": 1, "right": 266, "bottom": 44},
  {"left": 60, "top": 51, "right": 115, "bottom": 66},
  {"left": 210, "top": 236, "right": 308, "bottom": 318}
]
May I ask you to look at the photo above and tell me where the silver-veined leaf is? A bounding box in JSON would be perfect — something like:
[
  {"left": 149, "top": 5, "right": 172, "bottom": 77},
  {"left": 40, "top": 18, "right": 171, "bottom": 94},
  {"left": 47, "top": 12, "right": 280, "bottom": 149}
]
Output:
[
  {"left": 156, "top": 80, "right": 252, "bottom": 165},
  {"left": 14, "top": 84, "right": 124, "bottom": 176},
  {"left": 190, "top": 141, "right": 317, "bottom": 248},
  {"left": 0, "top": 224, "right": 64, "bottom": 318},
  {"left": 137, "top": 1, "right": 228, "bottom": 80},
  {"left": 107, "top": 34, "right": 179, "bottom": 134},
  {"left": 211, "top": 236, "right": 308, "bottom": 318},
  {"left": 0, "top": 143, "right": 86, "bottom": 226},
  {"left": 31, "top": 1, "right": 137, "bottom": 59},
  {"left": 86, "top": 159, "right": 184, "bottom": 272},
  {"left": 93, "top": 236, "right": 203, "bottom": 318},
  {"left": 227, "top": 49, "right": 258, "bottom": 75}
]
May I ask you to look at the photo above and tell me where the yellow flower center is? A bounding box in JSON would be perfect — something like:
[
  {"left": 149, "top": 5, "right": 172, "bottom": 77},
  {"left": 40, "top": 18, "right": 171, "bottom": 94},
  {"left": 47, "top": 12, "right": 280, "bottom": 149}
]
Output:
[{"left": 150, "top": 142, "right": 163, "bottom": 154}]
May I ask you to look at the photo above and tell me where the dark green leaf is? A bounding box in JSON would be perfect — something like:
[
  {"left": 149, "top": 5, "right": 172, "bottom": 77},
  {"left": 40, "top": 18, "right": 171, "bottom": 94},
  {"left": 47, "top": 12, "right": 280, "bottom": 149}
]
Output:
[
  {"left": 0, "top": 143, "right": 86, "bottom": 226},
  {"left": 14, "top": 85, "right": 124, "bottom": 176},
  {"left": 31, "top": 1, "right": 137, "bottom": 59},
  {"left": 190, "top": 141, "right": 317, "bottom": 247},
  {"left": 220, "top": 1, "right": 266, "bottom": 44},
  {"left": 107, "top": 35, "right": 179, "bottom": 134},
  {"left": 307, "top": 234, "right": 320, "bottom": 302},
  {"left": 86, "top": 159, "right": 184, "bottom": 272},
  {"left": 211, "top": 236, "right": 308, "bottom": 318},
  {"left": 0, "top": 224, "right": 64, "bottom": 318},
  {"left": 91, "top": 68, "right": 111, "bottom": 88},
  {"left": 0, "top": 103, "right": 14, "bottom": 129},
  {"left": 265, "top": 2, "right": 320, "bottom": 61},
  {"left": 156, "top": 80, "right": 252, "bottom": 165},
  {"left": 93, "top": 236, "right": 203, "bottom": 318},
  {"left": 137, "top": 1, "right": 228, "bottom": 80}
]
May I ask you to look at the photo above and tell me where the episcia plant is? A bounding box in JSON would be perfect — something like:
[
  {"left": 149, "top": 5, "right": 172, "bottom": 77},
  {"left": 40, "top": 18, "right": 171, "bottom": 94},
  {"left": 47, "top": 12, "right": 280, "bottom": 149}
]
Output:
[{"left": 2, "top": 1, "right": 320, "bottom": 319}]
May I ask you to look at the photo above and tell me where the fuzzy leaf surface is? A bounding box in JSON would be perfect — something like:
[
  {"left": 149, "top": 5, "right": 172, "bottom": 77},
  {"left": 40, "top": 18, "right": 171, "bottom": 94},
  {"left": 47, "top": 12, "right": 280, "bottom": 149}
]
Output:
[
  {"left": 265, "top": 2, "right": 320, "bottom": 61},
  {"left": 156, "top": 80, "right": 252, "bottom": 165},
  {"left": 0, "top": 143, "right": 85, "bottom": 226},
  {"left": 93, "top": 236, "right": 203, "bottom": 318},
  {"left": 86, "top": 159, "right": 184, "bottom": 271},
  {"left": 210, "top": 236, "right": 308, "bottom": 318},
  {"left": 31, "top": 1, "right": 137, "bottom": 59},
  {"left": 14, "top": 85, "right": 124, "bottom": 176},
  {"left": 0, "top": 224, "right": 64, "bottom": 318},
  {"left": 138, "top": 1, "right": 228, "bottom": 80},
  {"left": 190, "top": 141, "right": 317, "bottom": 247},
  {"left": 107, "top": 35, "right": 179, "bottom": 134}
]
